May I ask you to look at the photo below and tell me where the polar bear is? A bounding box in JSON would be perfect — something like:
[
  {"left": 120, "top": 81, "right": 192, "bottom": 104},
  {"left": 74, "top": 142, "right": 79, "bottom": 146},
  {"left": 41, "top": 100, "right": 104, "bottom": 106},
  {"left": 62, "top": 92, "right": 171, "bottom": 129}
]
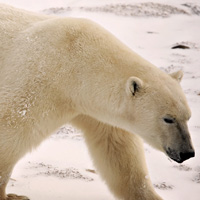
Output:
[{"left": 0, "top": 4, "right": 195, "bottom": 200}]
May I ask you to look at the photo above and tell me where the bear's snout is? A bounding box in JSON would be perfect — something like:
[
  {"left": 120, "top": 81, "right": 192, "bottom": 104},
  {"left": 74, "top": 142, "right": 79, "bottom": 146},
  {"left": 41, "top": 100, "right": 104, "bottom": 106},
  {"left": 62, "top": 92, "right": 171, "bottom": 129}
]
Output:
[{"left": 166, "top": 147, "right": 195, "bottom": 163}]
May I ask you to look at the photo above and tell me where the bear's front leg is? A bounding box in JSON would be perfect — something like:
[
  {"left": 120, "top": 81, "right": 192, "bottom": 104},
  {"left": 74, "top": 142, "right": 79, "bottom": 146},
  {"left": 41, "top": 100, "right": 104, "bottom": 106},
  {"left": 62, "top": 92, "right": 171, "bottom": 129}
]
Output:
[
  {"left": 0, "top": 168, "right": 29, "bottom": 200},
  {"left": 0, "top": 177, "right": 7, "bottom": 200},
  {"left": 0, "top": 139, "right": 30, "bottom": 200},
  {"left": 72, "top": 115, "right": 163, "bottom": 200}
]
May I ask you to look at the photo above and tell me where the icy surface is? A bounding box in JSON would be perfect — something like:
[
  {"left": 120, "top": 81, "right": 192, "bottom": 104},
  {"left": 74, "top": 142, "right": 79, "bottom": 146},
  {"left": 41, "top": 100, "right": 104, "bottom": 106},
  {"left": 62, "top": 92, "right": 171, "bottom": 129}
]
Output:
[{"left": 0, "top": 0, "right": 200, "bottom": 200}]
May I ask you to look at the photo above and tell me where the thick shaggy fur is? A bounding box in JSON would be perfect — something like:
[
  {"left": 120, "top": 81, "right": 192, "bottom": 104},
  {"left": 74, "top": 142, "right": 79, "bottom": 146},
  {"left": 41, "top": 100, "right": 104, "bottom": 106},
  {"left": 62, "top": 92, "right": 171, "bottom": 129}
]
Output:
[{"left": 0, "top": 4, "right": 194, "bottom": 200}]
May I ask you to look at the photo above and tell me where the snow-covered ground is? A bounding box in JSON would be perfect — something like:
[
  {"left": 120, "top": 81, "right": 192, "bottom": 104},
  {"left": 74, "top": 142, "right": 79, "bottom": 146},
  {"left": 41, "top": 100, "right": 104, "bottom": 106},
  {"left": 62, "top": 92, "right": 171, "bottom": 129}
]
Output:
[{"left": 0, "top": 0, "right": 200, "bottom": 199}]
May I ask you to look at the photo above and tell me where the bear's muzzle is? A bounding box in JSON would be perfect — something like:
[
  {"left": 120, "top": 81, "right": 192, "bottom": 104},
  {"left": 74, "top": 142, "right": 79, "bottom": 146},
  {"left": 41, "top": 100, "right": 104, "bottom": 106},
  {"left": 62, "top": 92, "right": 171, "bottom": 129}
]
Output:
[{"left": 166, "top": 147, "right": 195, "bottom": 163}]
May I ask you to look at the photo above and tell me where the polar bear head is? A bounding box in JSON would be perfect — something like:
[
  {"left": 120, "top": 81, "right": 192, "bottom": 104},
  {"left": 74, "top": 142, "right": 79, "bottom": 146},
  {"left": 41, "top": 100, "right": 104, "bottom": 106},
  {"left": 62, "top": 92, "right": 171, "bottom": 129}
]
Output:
[
  {"left": 122, "top": 70, "right": 194, "bottom": 163},
  {"left": 61, "top": 19, "right": 194, "bottom": 163}
]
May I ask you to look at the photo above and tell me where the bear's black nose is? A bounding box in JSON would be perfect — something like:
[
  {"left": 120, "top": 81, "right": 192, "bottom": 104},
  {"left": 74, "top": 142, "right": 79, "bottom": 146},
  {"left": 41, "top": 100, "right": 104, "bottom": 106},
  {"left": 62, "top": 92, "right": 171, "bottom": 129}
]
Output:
[{"left": 180, "top": 151, "right": 195, "bottom": 162}]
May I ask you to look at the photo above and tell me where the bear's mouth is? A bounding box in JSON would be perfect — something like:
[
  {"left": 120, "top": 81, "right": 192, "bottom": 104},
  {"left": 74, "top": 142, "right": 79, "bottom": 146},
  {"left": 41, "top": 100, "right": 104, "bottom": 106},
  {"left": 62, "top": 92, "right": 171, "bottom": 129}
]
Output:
[{"left": 166, "top": 148, "right": 183, "bottom": 163}]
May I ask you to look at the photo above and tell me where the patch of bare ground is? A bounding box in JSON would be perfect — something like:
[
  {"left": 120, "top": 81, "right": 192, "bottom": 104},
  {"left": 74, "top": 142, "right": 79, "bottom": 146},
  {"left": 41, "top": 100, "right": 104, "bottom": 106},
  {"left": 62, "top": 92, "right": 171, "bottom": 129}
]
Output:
[
  {"left": 173, "top": 164, "right": 192, "bottom": 171},
  {"left": 182, "top": 3, "right": 200, "bottom": 15},
  {"left": 160, "top": 65, "right": 183, "bottom": 74},
  {"left": 43, "top": 7, "right": 72, "bottom": 15},
  {"left": 42, "top": 2, "right": 200, "bottom": 17},
  {"left": 52, "top": 125, "right": 83, "bottom": 140},
  {"left": 28, "top": 162, "right": 94, "bottom": 181},
  {"left": 192, "top": 166, "right": 200, "bottom": 183},
  {"left": 154, "top": 182, "right": 174, "bottom": 190},
  {"left": 193, "top": 173, "right": 200, "bottom": 183},
  {"left": 80, "top": 3, "right": 189, "bottom": 18}
]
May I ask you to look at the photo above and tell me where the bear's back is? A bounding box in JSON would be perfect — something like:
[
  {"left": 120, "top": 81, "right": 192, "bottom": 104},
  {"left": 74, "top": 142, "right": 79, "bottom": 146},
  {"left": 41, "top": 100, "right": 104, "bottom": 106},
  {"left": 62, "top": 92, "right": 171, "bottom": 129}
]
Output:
[
  {"left": 0, "top": 4, "right": 48, "bottom": 33},
  {"left": 0, "top": 4, "right": 49, "bottom": 65}
]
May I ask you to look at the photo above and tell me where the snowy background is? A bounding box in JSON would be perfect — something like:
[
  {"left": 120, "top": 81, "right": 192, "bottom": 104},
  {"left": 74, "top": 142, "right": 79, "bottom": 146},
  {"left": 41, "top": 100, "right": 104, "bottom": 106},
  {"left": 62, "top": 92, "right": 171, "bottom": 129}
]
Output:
[{"left": 0, "top": 0, "right": 200, "bottom": 200}]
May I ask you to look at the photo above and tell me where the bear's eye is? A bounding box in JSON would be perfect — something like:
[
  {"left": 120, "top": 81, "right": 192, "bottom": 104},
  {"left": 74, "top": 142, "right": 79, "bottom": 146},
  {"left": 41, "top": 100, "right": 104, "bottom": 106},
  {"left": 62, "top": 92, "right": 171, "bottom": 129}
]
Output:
[{"left": 163, "top": 118, "right": 175, "bottom": 124}]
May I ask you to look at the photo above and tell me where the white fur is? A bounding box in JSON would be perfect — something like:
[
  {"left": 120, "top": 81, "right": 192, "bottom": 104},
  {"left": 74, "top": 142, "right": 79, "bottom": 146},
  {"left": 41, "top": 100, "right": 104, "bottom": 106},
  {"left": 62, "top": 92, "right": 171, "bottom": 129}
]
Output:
[{"left": 0, "top": 4, "right": 193, "bottom": 200}]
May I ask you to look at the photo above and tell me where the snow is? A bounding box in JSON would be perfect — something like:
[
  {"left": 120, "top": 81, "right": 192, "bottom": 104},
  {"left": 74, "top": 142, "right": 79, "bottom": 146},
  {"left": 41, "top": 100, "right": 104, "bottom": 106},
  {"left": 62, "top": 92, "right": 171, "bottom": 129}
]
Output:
[{"left": 0, "top": 0, "right": 200, "bottom": 199}]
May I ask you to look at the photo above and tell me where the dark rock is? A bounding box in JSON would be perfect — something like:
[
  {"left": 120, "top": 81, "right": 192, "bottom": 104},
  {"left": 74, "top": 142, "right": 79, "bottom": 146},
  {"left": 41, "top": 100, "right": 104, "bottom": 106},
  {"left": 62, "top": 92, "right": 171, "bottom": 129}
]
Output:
[{"left": 171, "top": 45, "right": 190, "bottom": 49}]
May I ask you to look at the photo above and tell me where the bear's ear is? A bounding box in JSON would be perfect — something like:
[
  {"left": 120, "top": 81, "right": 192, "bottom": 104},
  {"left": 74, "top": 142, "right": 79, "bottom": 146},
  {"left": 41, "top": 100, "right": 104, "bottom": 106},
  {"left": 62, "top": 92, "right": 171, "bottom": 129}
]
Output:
[
  {"left": 170, "top": 70, "right": 183, "bottom": 83},
  {"left": 126, "top": 76, "right": 143, "bottom": 96}
]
